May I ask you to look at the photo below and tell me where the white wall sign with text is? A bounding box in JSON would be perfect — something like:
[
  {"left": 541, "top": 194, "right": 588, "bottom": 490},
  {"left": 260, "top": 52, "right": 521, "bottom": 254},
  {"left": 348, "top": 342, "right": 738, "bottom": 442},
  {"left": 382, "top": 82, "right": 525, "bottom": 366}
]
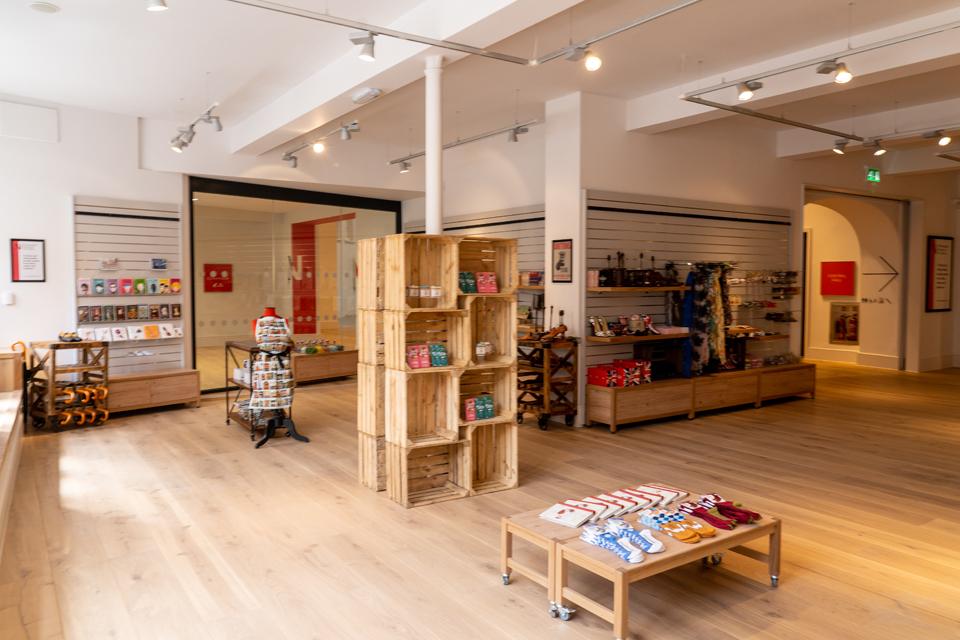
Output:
[
  {"left": 925, "top": 236, "right": 953, "bottom": 312},
  {"left": 10, "top": 238, "right": 46, "bottom": 282}
]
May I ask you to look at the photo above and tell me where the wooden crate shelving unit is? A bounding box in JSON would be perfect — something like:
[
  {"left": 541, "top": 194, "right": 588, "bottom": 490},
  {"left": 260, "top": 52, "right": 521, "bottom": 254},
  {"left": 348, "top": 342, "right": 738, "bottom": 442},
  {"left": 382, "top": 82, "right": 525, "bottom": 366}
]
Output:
[
  {"left": 27, "top": 341, "right": 109, "bottom": 430},
  {"left": 362, "top": 234, "right": 519, "bottom": 507}
]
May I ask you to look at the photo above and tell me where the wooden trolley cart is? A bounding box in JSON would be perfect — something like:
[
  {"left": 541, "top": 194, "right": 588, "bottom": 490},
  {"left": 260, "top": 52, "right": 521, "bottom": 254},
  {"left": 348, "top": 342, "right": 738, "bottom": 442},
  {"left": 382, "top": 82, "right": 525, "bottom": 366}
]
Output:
[
  {"left": 517, "top": 337, "right": 578, "bottom": 429},
  {"left": 27, "top": 340, "right": 109, "bottom": 430}
]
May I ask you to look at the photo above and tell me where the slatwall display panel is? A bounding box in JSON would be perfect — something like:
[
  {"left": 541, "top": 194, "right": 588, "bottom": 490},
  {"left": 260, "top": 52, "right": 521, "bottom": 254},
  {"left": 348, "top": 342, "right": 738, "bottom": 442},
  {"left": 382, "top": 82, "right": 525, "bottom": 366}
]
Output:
[
  {"left": 74, "top": 199, "right": 185, "bottom": 375},
  {"left": 585, "top": 205, "right": 791, "bottom": 366}
]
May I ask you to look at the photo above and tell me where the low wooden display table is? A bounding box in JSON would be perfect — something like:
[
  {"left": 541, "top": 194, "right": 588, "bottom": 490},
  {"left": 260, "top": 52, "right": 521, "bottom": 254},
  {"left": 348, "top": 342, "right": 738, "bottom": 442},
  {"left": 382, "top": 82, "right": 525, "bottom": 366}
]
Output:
[
  {"left": 501, "top": 491, "right": 781, "bottom": 640},
  {"left": 109, "top": 368, "right": 200, "bottom": 412}
]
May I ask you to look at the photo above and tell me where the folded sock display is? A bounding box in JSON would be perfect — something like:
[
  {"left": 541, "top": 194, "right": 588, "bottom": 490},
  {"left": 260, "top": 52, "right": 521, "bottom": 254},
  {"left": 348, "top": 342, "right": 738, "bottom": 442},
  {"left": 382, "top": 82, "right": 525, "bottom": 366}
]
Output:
[
  {"left": 605, "top": 518, "right": 665, "bottom": 553},
  {"left": 580, "top": 524, "right": 645, "bottom": 563},
  {"left": 678, "top": 501, "right": 737, "bottom": 530}
]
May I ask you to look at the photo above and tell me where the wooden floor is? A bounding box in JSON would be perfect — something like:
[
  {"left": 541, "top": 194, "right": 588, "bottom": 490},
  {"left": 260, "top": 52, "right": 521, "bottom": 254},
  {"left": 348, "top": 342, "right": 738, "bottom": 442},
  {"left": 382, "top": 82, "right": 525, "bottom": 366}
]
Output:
[{"left": 2, "top": 363, "right": 959, "bottom": 639}]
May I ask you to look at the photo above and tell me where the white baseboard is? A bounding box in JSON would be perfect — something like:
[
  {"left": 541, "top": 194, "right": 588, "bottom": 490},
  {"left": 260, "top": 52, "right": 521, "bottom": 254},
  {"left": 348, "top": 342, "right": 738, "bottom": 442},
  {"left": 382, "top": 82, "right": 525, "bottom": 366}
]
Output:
[
  {"left": 856, "top": 352, "right": 900, "bottom": 370},
  {"left": 805, "top": 347, "right": 858, "bottom": 363}
]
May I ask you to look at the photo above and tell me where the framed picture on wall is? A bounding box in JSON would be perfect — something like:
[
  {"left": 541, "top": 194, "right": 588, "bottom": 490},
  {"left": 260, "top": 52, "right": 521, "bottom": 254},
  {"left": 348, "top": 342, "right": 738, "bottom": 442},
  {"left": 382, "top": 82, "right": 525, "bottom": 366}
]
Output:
[
  {"left": 925, "top": 235, "right": 953, "bottom": 312},
  {"left": 10, "top": 238, "right": 46, "bottom": 282},
  {"left": 552, "top": 239, "right": 573, "bottom": 283},
  {"left": 829, "top": 302, "right": 859, "bottom": 345}
]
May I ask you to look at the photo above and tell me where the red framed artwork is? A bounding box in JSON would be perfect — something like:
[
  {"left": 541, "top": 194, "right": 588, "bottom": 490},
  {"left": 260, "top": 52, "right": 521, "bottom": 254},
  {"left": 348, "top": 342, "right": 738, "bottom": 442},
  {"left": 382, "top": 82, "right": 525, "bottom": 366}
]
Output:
[
  {"left": 203, "top": 263, "right": 233, "bottom": 292},
  {"left": 820, "top": 261, "right": 856, "bottom": 296}
]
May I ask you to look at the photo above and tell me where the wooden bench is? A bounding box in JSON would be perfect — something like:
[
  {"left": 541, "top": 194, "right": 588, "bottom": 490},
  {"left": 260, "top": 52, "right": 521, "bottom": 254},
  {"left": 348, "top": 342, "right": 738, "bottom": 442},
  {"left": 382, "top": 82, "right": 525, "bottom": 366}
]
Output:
[{"left": 108, "top": 368, "right": 201, "bottom": 412}]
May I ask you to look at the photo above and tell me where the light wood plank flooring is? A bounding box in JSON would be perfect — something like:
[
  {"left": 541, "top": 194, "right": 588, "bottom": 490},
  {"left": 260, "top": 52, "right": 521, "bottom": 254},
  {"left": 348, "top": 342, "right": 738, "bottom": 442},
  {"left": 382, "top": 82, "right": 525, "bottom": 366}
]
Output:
[{"left": 1, "top": 363, "right": 959, "bottom": 639}]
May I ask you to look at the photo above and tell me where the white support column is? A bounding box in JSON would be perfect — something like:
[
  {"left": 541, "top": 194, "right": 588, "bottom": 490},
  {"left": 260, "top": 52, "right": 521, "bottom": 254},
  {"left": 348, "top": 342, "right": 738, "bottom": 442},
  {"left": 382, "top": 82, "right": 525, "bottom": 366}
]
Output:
[{"left": 424, "top": 55, "right": 444, "bottom": 235}]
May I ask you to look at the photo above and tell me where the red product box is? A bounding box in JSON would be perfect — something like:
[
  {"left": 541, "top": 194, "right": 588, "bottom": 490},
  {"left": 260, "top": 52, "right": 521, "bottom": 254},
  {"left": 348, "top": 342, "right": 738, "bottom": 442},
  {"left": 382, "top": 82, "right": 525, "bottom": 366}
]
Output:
[
  {"left": 406, "top": 344, "right": 422, "bottom": 369},
  {"left": 464, "top": 397, "right": 477, "bottom": 422},
  {"left": 418, "top": 344, "right": 431, "bottom": 369},
  {"left": 475, "top": 272, "right": 499, "bottom": 293}
]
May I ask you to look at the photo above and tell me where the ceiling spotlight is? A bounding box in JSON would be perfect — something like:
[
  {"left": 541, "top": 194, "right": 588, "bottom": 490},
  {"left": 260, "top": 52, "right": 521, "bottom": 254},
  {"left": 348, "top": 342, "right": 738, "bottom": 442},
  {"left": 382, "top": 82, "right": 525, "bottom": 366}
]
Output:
[
  {"left": 507, "top": 126, "right": 529, "bottom": 142},
  {"left": 170, "top": 138, "right": 186, "bottom": 153},
  {"left": 282, "top": 153, "right": 298, "bottom": 169},
  {"left": 179, "top": 126, "right": 195, "bottom": 144},
  {"left": 339, "top": 121, "right": 360, "bottom": 141},
  {"left": 583, "top": 50, "right": 602, "bottom": 71},
  {"left": 349, "top": 31, "right": 376, "bottom": 62},
  {"left": 817, "top": 60, "right": 852, "bottom": 84},
  {"left": 340, "top": 127, "right": 351, "bottom": 141},
  {"left": 312, "top": 141, "right": 325, "bottom": 154},
  {"left": 867, "top": 139, "right": 886, "bottom": 156},
  {"left": 737, "top": 80, "right": 763, "bottom": 102},
  {"left": 925, "top": 130, "right": 953, "bottom": 146},
  {"left": 832, "top": 139, "right": 848, "bottom": 155},
  {"left": 146, "top": 0, "right": 168, "bottom": 12},
  {"left": 399, "top": 161, "right": 411, "bottom": 174},
  {"left": 29, "top": 2, "right": 60, "bottom": 12}
]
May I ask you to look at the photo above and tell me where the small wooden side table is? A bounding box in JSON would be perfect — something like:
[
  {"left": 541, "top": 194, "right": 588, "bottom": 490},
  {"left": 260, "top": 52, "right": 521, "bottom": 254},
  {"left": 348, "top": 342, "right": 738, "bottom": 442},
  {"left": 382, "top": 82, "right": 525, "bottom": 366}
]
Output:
[{"left": 500, "top": 508, "right": 582, "bottom": 605}]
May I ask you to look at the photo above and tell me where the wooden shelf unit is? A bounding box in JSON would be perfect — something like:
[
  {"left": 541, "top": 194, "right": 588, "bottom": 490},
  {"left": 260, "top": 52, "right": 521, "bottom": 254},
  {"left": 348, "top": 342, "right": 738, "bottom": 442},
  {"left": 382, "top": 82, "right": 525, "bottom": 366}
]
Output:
[
  {"left": 109, "top": 368, "right": 200, "bottom": 412},
  {"left": 585, "top": 333, "right": 688, "bottom": 345},
  {"left": 361, "top": 234, "right": 519, "bottom": 507},
  {"left": 586, "top": 363, "right": 815, "bottom": 433},
  {"left": 27, "top": 341, "right": 109, "bottom": 430},
  {"left": 587, "top": 285, "right": 688, "bottom": 293}
]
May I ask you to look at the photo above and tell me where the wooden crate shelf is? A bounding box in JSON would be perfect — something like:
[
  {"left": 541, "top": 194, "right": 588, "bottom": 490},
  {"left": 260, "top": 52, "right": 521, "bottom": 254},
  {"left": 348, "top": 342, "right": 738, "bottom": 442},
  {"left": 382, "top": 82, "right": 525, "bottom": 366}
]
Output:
[
  {"left": 361, "top": 233, "right": 518, "bottom": 507},
  {"left": 384, "top": 368, "right": 458, "bottom": 447},
  {"left": 358, "top": 433, "right": 386, "bottom": 492},
  {"left": 386, "top": 442, "right": 469, "bottom": 508},
  {"left": 357, "top": 237, "right": 385, "bottom": 311},
  {"left": 383, "top": 310, "right": 468, "bottom": 372},
  {"left": 384, "top": 234, "right": 459, "bottom": 311},
  {"left": 457, "top": 236, "right": 518, "bottom": 295},
  {"left": 469, "top": 422, "right": 518, "bottom": 496}
]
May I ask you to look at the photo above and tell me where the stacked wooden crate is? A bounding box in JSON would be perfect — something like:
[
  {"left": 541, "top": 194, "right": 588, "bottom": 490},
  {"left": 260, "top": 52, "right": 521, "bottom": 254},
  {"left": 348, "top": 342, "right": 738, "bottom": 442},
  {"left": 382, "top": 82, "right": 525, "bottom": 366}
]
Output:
[
  {"left": 360, "top": 234, "right": 519, "bottom": 508},
  {"left": 357, "top": 238, "right": 386, "bottom": 491}
]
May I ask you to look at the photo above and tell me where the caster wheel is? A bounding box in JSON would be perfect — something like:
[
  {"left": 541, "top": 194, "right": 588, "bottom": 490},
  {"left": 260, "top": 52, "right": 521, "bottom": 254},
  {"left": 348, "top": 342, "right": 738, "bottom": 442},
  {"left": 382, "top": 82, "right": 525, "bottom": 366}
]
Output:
[
  {"left": 538, "top": 415, "right": 549, "bottom": 430},
  {"left": 770, "top": 575, "right": 779, "bottom": 588},
  {"left": 558, "top": 607, "right": 574, "bottom": 622},
  {"left": 710, "top": 553, "right": 723, "bottom": 566},
  {"left": 517, "top": 413, "right": 524, "bottom": 424},
  {"left": 548, "top": 604, "right": 559, "bottom": 618},
  {"left": 564, "top": 414, "right": 575, "bottom": 426},
  {"left": 501, "top": 574, "right": 510, "bottom": 586}
]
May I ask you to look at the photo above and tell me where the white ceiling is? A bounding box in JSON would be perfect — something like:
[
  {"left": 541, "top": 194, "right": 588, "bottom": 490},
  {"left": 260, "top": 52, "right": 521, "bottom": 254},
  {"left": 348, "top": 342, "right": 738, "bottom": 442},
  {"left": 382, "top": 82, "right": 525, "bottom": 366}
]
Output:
[{"left": 0, "top": 0, "right": 423, "bottom": 120}]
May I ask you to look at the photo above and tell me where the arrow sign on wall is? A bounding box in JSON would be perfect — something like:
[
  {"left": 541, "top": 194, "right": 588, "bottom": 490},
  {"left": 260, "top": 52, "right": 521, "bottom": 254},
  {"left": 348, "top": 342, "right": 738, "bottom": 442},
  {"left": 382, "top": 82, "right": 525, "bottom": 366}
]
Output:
[{"left": 863, "top": 256, "right": 900, "bottom": 292}]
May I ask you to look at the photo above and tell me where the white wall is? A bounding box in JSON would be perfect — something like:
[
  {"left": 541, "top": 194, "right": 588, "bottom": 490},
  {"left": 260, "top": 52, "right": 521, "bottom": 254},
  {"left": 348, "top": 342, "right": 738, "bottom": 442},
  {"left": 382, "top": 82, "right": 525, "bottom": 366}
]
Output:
[{"left": 0, "top": 99, "right": 181, "bottom": 347}]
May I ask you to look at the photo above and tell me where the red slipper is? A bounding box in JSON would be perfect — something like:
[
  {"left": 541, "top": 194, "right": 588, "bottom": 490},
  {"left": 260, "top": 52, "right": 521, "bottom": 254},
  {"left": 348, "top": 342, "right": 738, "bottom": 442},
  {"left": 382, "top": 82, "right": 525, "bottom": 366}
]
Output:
[{"left": 677, "top": 502, "right": 737, "bottom": 530}]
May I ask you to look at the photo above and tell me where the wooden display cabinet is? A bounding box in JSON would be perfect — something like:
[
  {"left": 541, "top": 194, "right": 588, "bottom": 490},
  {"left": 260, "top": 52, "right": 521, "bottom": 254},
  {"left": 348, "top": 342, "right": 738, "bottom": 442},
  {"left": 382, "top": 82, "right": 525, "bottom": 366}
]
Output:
[
  {"left": 469, "top": 421, "right": 518, "bottom": 495},
  {"left": 386, "top": 441, "right": 469, "bottom": 508},
  {"left": 384, "top": 368, "right": 459, "bottom": 447},
  {"left": 383, "top": 234, "right": 459, "bottom": 311},
  {"left": 759, "top": 363, "right": 816, "bottom": 400},
  {"left": 109, "top": 368, "right": 200, "bottom": 412}
]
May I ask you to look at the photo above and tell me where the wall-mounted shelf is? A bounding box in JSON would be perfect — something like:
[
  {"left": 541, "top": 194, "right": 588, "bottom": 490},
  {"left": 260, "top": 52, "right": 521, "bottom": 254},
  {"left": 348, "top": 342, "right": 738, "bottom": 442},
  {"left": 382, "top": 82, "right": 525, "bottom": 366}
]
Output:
[
  {"left": 516, "top": 285, "right": 544, "bottom": 291},
  {"left": 587, "top": 285, "right": 688, "bottom": 293},
  {"left": 585, "top": 333, "right": 689, "bottom": 344}
]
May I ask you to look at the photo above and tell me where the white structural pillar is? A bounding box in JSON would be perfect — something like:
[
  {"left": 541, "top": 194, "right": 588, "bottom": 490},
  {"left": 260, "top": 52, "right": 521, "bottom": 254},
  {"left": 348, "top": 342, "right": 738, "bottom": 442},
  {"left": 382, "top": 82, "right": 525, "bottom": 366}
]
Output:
[{"left": 424, "top": 55, "right": 444, "bottom": 235}]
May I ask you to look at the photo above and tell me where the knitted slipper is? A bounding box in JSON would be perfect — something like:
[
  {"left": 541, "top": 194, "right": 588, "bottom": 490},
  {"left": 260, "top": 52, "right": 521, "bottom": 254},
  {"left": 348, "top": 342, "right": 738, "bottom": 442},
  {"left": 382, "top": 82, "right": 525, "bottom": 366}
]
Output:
[
  {"left": 641, "top": 510, "right": 700, "bottom": 543},
  {"left": 605, "top": 518, "right": 665, "bottom": 553},
  {"left": 668, "top": 511, "right": 717, "bottom": 538},
  {"left": 678, "top": 502, "right": 737, "bottom": 530},
  {"left": 700, "top": 494, "right": 761, "bottom": 524},
  {"left": 580, "top": 524, "right": 645, "bottom": 563}
]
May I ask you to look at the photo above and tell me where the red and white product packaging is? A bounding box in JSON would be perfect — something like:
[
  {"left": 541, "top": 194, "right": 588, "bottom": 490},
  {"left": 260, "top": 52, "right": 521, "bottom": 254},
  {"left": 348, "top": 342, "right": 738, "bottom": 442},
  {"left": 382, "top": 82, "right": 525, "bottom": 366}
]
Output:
[
  {"left": 635, "top": 484, "right": 683, "bottom": 507},
  {"left": 475, "top": 271, "right": 499, "bottom": 293},
  {"left": 597, "top": 494, "right": 635, "bottom": 517},
  {"left": 417, "top": 344, "right": 431, "bottom": 369},
  {"left": 539, "top": 503, "right": 594, "bottom": 528},
  {"left": 463, "top": 398, "right": 477, "bottom": 422},
  {"left": 611, "top": 490, "right": 650, "bottom": 512},
  {"left": 621, "top": 488, "right": 663, "bottom": 508},
  {"left": 580, "top": 496, "right": 622, "bottom": 520},
  {"left": 563, "top": 499, "right": 607, "bottom": 522},
  {"left": 406, "top": 344, "right": 422, "bottom": 369}
]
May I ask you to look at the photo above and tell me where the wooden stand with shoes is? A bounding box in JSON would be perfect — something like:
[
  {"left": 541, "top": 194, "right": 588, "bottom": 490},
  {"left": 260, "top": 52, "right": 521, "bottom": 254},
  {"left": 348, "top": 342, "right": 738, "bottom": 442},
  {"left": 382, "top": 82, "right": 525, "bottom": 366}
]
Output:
[{"left": 501, "top": 488, "right": 782, "bottom": 640}]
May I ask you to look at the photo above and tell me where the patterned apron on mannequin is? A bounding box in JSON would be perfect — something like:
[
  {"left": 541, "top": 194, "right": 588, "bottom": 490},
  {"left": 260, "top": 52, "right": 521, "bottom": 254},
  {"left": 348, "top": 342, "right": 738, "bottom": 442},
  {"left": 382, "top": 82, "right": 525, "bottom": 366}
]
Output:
[{"left": 249, "top": 315, "right": 294, "bottom": 412}]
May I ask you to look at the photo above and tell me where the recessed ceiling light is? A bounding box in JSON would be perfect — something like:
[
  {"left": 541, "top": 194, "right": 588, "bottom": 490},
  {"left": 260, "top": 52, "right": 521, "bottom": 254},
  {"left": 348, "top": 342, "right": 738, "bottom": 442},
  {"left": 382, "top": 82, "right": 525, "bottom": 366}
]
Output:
[
  {"left": 146, "top": 0, "right": 169, "bottom": 12},
  {"left": 29, "top": 2, "right": 60, "bottom": 13}
]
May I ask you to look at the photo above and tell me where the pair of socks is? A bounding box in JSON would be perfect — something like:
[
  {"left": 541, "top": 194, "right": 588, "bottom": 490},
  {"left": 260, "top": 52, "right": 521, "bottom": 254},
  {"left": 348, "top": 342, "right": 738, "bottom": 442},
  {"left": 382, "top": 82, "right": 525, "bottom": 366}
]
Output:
[
  {"left": 580, "top": 520, "right": 665, "bottom": 563},
  {"left": 641, "top": 509, "right": 717, "bottom": 544},
  {"left": 699, "top": 494, "right": 761, "bottom": 524}
]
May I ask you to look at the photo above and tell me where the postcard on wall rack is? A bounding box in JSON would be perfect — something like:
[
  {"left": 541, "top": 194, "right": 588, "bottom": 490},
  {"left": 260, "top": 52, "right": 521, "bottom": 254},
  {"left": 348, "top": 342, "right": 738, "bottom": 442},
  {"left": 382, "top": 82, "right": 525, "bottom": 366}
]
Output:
[
  {"left": 151, "top": 257, "right": 167, "bottom": 270},
  {"left": 147, "top": 278, "right": 160, "bottom": 295},
  {"left": 158, "top": 323, "right": 175, "bottom": 339},
  {"left": 159, "top": 304, "right": 170, "bottom": 319},
  {"left": 171, "top": 303, "right": 181, "bottom": 319},
  {"left": 102, "top": 305, "right": 115, "bottom": 322},
  {"left": 158, "top": 278, "right": 171, "bottom": 294},
  {"left": 133, "top": 278, "right": 147, "bottom": 295},
  {"left": 170, "top": 277, "right": 181, "bottom": 294},
  {"left": 126, "top": 304, "right": 139, "bottom": 320},
  {"left": 90, "top": 305, "right": 102, "bottom": 322},
  {"left": 143, "top": 324, "right": 160, "bottom": 340},
  {"left": 78, "top": 327, "right": 96, "bottom": 341},
  {"left": 77, "top": 306, "right": 89, "bottom": 323},
  {"left": 149, "top": 304, "right": 160, "bottom": 319},
  {"left": 77, "top": 278, "right": 91, "bottom": 296},
  {"left": 106, "top": 278, "right": 119, "bottom": 296},
  {"left": 111, "top": 326, "right": 129, "bottom": 341},
  {"left": 115, "top": 305, "right": 126, "bottom": 321},
  {"left": 129, "top": 326, "right": 146, "bottom": 340},
  {"left": 94, "top": 327, "right": 112, "bottom": 342},
  {"left": 120, "top": 278, "right": 133, "bottom": 295},
  {"left": 138, "top": 304, "right": 150, "bottom": 319},
  {"left": 172, "top": 326, "right": 184, "bottom": 337},
  {"left": 92, "top": 278, "right": 106, "bottom": 295}
]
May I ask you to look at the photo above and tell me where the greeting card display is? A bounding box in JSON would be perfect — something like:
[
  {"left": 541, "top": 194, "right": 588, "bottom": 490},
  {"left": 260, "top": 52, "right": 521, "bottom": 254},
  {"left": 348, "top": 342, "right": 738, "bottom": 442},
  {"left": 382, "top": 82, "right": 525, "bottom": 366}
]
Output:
[
  {"left": 77, "top": 279, "right": 91, "bottom": 296},
  {"left": 134, "top": 278, "right": 147, "bottom": 295},
  {"left": 92, "top": 279, "right": 106, "bottom": 295},
  {"left": 120, "top": 278, "right": 133, "bottom": 295},
  {"left": 106, "top": 279, "right": 119, "bottom": 295}
]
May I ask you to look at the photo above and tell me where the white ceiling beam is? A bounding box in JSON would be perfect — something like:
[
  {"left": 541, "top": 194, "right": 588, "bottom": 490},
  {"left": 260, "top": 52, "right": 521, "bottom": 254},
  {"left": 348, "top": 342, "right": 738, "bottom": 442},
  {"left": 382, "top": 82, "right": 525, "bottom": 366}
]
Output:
[
  {"left": 626, "top": 6, "right": 960, "bottom": 133},
  {"left": 228, "top": 0, "right": 580, "bottom": 155},
  {"left": 776, "top": 96, "right": 960, "bottom": 159}
]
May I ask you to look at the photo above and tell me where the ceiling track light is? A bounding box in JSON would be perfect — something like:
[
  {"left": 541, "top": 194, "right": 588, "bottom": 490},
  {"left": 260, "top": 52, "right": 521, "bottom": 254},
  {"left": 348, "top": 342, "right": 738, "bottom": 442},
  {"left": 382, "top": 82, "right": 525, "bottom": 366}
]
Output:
[
  {"left": 349, "top": 31, "right": 376, "bottom": 62},
  {"left": 280, "top": 120, "right": 360, "bottom": 167},
  {"left": 816, "top": 59, "right": 853, "bottom": 84},
  {"left": 832, "top": 139, "right": 848, "bottom": 155},
  {"left": 736, "top": 80, "right": 762, "bottom": 102},
  {"left": 867, "top": 139, "right": 887, "bottom": 156},
  {"left": 507, "top": 126, "right": 529, "bottom": 142},
  {"left": 146, "top": 0, "right": 168, "bottom": 11},
  {"left": 389, "top": 119, "right": 539, "bottom": 167},
  {"left": 223, "top": 0, "right": 701, "bottom": 67},
  {"left": 312, "top": 141, "right": 325, "bottom": 154},
  {"left": 924, "top": 130, "right": 952, "bottom": 146},
  {"left": 565, "top": 47, "right": 602, "bottom": 71},
  {"left": 168, "top": 103, "right": 222, "bottom": 153},
  {"left": 398, "top": 161, "right": 411, "bottom": 174},
  {"left": 282, "top": 152, "right": 298, "bottom": 169}
]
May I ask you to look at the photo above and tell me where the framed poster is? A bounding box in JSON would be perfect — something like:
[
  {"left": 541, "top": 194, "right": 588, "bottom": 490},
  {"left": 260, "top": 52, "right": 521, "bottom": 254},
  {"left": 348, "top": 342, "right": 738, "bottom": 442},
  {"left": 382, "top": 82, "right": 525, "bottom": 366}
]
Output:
[
  {"left": 10, "top": 238, "right": 46, "bottom": 282},
  {"left": 829, "top": 302, "right": 859, "bottom": 345},
  {"left": 925, "top": 236, "right": 953, "bottom": 312},
  {"left": 552, "top": 239, "right": 572, "bottom": 283},
  {"left": 820, "top": 261, "right": 856, "bottom": 296},
  {"left": 203, "top": 263, "right": 233, "bottom": 292}
]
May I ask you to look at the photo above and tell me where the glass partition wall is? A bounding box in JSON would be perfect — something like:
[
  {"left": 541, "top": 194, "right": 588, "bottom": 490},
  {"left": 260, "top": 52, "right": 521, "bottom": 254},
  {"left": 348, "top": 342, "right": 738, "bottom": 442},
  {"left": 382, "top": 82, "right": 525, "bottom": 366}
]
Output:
[{"left": 190, "top": 181, "right": 399, "bottom": 391}]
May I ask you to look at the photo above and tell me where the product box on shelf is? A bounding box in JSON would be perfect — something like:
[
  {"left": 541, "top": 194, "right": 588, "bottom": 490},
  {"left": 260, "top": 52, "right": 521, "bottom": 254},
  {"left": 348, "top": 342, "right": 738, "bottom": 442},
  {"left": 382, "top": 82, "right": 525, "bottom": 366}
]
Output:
[{"left": 587, "top": 360, "right": 652, "bottom": 387}]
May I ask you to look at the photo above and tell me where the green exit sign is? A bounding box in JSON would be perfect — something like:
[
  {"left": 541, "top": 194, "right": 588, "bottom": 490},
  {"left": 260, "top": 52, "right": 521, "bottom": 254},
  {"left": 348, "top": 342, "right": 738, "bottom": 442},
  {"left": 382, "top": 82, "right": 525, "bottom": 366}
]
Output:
[{"left": 866, "top": 167, "right": 881, "bottom": 183}]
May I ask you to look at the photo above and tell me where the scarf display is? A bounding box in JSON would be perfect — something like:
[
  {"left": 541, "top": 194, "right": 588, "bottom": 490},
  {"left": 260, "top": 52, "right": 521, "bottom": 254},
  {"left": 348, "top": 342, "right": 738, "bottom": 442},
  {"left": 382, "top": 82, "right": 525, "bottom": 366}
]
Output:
[{"left": 682, "top": 264, "right": 732, "bottom": 376}]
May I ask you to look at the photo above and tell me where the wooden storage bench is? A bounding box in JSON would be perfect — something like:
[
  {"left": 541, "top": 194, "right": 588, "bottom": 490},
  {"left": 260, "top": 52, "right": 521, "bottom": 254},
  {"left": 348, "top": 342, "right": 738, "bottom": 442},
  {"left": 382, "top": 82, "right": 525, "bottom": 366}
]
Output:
[
  {"left": 291, "top": 349, "right": 358, "bottom": 383},
  {"left": 108, "top": 368, "right": 201, "bottom": 412}
]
